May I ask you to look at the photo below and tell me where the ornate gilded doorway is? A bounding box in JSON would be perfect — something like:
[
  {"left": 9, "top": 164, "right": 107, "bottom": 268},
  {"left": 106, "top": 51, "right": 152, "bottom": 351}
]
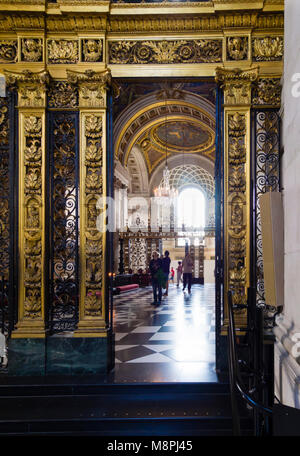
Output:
[
  {"left": 110, "top": 78, "right": 219, "bottom": 379},
  {"left": 0, "top": 1, "right": 283, "bottom": 376}
]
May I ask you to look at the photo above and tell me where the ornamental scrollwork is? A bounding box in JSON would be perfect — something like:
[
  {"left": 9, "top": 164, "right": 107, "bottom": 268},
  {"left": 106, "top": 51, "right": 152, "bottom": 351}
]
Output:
[
  {"left": 0, "top": 40, "right": 17, "bottom": 63},
  {"left": 108, "top": 39, "right": 222, "bottom": 64},
  {"left": 21, "top": 38, "right": 43, "bottom": 62},
  {"left": 252, "top": 36, "right": 283, "bottom": 61},
  {"left": 48, "top": 39, "right": 79, "bottom": 64}
]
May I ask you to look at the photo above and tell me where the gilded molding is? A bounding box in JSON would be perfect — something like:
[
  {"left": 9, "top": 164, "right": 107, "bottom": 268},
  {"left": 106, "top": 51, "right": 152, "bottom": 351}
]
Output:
[
  {"left": 109, "top": 39, "right": 222, "bottom": 64},
  {"left": 107, "top": 13, "right": 283, "bottom": 33},
  {"left": 46, "top": 15, "right": 106, "bottom": 32}
]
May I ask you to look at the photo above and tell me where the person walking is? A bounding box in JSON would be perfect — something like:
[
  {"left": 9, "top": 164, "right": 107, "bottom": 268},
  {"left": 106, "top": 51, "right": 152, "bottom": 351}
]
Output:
[
  {"left": 182, "top": 252, "right": 193, "bottom": 294},
  {"left": 162, "top": 250, "right": 171, "bottom": 296},
  {"left": 149, "top": 251, "right": 163, "bottom": 305},
  {"left": 170, "top": 267, "right": 175, "bottom": 285},
  {"left": 176, "top": 261, "right": 183, "bottom": 287}
]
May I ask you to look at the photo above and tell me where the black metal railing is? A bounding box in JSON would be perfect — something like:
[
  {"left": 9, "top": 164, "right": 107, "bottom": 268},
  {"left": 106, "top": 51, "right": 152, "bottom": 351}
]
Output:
[{"left": 228, "top": 289, "right": 273, "bottom": 436}]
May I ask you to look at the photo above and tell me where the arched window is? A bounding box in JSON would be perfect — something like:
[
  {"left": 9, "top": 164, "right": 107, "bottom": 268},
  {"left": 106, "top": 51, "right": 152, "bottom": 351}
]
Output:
[
  {"left": 176, "top": 187, "right": 205, "bottom": 246},
  {"left": 177, "top": 187, "right": 205, "bottom": 229}
]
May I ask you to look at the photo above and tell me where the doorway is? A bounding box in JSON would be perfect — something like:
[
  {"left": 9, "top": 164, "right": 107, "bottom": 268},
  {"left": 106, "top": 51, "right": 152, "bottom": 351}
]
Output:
[{"left": 109, "top": 78, "right": 220, "bottom": 382}]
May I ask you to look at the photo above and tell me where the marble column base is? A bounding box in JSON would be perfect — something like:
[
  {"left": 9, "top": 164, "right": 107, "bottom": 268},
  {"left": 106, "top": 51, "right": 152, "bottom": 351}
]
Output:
[
  {"left": 7, "top": 333, "right": 114, "bottom": 376},
  {"left": 8, "top": 338, "right": 46, "bottom": 376}
]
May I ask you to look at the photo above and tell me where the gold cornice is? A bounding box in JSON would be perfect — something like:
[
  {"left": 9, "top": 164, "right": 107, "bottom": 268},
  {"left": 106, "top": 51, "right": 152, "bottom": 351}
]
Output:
[
  {"left": 0, "top": 0, "right": 46, "bottom": 13},
  {"left": 47, "top": 15, "right": 107, "bottom": 32},
  {"left": 0, "top": 11, "right": 283, "bottom": 33}
]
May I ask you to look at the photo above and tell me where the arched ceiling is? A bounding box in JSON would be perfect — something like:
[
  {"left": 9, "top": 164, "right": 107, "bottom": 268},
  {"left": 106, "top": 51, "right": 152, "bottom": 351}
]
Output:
[{"left": 114, "top": 86, "right": 216, "bottom": 178}]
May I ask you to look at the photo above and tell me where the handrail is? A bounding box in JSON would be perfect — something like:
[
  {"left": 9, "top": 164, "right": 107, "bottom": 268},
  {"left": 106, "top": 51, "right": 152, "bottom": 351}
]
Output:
[{"left": 227, "top": 290, "right": 272, "bottom": 435}]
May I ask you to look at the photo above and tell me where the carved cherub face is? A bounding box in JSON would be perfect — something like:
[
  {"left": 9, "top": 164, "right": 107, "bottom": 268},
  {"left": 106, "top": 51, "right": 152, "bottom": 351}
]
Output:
[
  {"left": 232, "top": 38, "right": 241, "bottom": 50},
  {"left": 86, "top": 40, "right": 97, "bottom": 52},
  {"left": 25, "top": 39, "right": 37, "bottom": 52}
]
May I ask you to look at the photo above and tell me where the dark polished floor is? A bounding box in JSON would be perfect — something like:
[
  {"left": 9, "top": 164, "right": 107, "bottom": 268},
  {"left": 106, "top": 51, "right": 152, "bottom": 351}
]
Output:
[{"left": 110, "top": 283, "right": 217, "bottom": 383}]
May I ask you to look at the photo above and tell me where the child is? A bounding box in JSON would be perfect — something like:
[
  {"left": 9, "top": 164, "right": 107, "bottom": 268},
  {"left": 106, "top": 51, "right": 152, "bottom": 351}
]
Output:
[{"left": 170, "top": 267, "right": 175, "bottom": 285}]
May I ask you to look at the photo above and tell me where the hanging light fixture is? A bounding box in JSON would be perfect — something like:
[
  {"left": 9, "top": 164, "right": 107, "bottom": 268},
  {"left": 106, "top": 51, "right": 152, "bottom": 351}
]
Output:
[{"left": 154, "top": 99, "right": 178, "bottom": 200}]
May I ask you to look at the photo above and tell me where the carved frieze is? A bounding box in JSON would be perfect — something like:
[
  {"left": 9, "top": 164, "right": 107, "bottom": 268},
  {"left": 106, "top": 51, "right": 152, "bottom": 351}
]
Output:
[
  {"left": 48, "top": 39, "right": 79, "bottom": 64},
  {"left": 252, "top": 36, "right": 283, "bottom": 61},
  {"left": 226, "top": 37, "right": 249, "bottom": 61},
  {"left": 108, "top": 39, "right": 222, "bottom": 64}
]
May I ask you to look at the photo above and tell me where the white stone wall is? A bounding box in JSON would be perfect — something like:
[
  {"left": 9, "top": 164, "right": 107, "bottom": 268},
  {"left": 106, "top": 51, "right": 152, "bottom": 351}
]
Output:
[{"left": 274, "top": 0, "right": 300, "bottom": 408}]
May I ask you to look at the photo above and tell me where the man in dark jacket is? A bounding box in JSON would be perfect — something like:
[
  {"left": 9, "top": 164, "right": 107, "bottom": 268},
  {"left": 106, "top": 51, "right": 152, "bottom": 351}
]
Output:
[{"left": 149, "top": 251, "right": 163, "bottom": 305}]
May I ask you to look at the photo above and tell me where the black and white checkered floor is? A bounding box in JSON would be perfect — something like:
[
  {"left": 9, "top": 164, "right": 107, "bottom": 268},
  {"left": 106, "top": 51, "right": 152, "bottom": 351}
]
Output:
[{"left": 111, "top": 283, "right": 217, "bottom": 383}]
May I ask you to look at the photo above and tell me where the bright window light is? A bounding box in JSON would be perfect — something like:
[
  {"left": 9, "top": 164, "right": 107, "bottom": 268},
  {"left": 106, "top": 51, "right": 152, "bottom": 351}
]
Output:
[{"left": 177, "top": 187, "right": 205, "bottom": 230}]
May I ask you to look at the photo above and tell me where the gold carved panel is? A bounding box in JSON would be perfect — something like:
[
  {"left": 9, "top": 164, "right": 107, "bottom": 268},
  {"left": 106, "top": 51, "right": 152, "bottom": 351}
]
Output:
[{"left": 108, "top": 39, "right": 223, "bottom": 64}]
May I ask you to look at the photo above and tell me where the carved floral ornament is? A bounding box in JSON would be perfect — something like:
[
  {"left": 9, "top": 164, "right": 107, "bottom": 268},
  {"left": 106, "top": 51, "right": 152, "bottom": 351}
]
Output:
[
  {"left": 83, "top": 113, "right": 104, "bottom": 318},
  {"left": 252, "top": 36, "right": 283, "bottom": 61},
  {"left": 23, "top": 114, "right": 43, "bottom": 319},
  {"left": 108, "top": 39, "right": 222, "bottom": 64}
]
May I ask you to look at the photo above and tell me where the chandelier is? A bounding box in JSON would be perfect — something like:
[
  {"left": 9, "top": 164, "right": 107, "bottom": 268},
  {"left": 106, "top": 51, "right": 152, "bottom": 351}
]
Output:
[
  {"left": 154, "top": 165, "right": 178, "bottom": 199},
  {"left": 153, "top": 100, "right": 178, "bottom": 200}
]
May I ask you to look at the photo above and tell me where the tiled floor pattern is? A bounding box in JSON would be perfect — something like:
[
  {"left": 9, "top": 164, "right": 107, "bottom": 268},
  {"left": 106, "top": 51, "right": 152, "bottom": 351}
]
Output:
[{"left": 111, "top": 283, "right": 217, "bottom": 382}]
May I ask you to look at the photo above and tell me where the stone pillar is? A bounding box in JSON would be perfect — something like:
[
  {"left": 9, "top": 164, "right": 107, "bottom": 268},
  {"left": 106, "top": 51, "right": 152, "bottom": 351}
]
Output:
[
  {"left": 215, "top": 67, "right": 258, "bottom": 331},
  {"left": 5, "top": 70, "right": 49, "bottom": 374}
]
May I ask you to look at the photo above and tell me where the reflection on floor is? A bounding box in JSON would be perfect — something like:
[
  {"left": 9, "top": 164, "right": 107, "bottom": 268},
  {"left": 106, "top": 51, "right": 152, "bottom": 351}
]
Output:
[{"left": 110, "top": 283, "right": 217, "bottom": 383}]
